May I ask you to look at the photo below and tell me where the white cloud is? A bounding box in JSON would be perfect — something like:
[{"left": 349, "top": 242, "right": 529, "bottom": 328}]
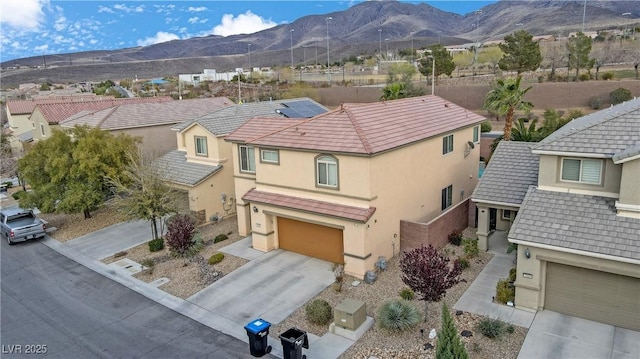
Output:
[
  {"left": 187, "top": 6, "right": 207, "bottom": 12},
  {"left": 113, "top": 4, "right": 145, "bottom": 13},
  {"left": 35, "top": 44, "right": 48, "bottom": 52},
  {"left": 53, "top": 16, "right": 67, "bottom": 31},
  {"left": 0, "top": 0, "right": 48, "bottom": 31},
  {"left": 98, "top": 6, "right": 114, "bottom": 14},
  {"left": 211, "top": 11, "right": 277, "bottom": 37},
  {"left": 136, "top": 31, "right": 179, "bottom": 46},
  {"left": 188, "top": 17, "right": 200, "bottom": 24}
]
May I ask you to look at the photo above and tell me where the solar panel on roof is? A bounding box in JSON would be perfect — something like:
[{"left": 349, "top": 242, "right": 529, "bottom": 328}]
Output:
[
  {"left": 278, "top": 108, "right": 305, "bottom": 118},
  {"left": 281, "top": 100, "right": 327, "bottom": 118}
]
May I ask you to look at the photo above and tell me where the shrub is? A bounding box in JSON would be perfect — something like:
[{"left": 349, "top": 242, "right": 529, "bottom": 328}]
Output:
[
  {"left": 305, "top": 299, "right": 333, "bottom": 325},
  {"left": 480, "top": 120, "right": 492, "bottom": 133},
  {"left": 148, "top": 237, "right": 164, "bottom": 252},
  {"left": 141, "top": 258, "right": 155, "bottom": 268},
  {"left": 448, "top": 231, "right": 462, "bottom": 246},
  {"left": 610, "top": 87, "right": 633, "bottom": 105},
  {"left": 208, "top": 252, "right": 225, "bottom": 265},
  {"left": 3, "top": 181, "right": 13, "bottom": 188},
  {"left": 495, "top": 279, "right": 515, "bottom": 304},
  {"left": 11, "top": 190, "right": 26, "bottom": 200},
  {"left": 508, "top": 267, "right": 517, "bottom": 282},
  {"left": 436, "top": 302, "right": 469, "bottom": 359},
  {"left": 463, "top": 238, "right": 479, "bottom": 258},
  {"left": 399, "top": 287, "right": 416, "bottom": 300},
  {"left": 214, "top": 234, "right": 228, "bottom": 243},
  {"left": 588, "top": 96, "right": 602, "bottom": 110},
  {"left": 454, "top": 256, "right": 470, "bottom": 271},
  {"left": 377, "top": 300, "right": 421, "bottom": 332},
  {"left": 165, "top": 214, "right": 202, "bottom": 258},
  {"left": 506, "top": 325, "right": 515, "bottom": 334},
  {"left": 478, "top": 317, "right": 507, "bottom": 338},
  {"left": 601, "top": 72, "right": 614, "bottom": 80},
  {"left": 579, "top": 73, "right": 590, "bottom": 81}
]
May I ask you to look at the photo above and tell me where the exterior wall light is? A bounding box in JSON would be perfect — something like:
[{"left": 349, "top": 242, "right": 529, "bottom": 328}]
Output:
[
  {"left": 524, "top": 248, "right": 531, "bottom": 259},
  {"left": 252, "top": 206, "right": 259, "bottom": 213}
]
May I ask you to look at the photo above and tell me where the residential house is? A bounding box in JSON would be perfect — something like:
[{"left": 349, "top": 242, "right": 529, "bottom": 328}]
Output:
[
  {"left": 155, "top": 98, "right": 328, "bottom": 224},
  {"left": 60, "top": 97, "right": 233, "bottom": 156},
  {"left": 225, "top": 95, "right": 485, "bottom": 278},
  {"left": 472, "top": 99, "right": 640, "bottom": 330}
]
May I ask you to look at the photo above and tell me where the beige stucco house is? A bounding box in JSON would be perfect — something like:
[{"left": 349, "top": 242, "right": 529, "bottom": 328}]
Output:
[
  {"left": 225, "top": 95, "right": 485, "bottom": 278},
  {"left": 155, "top": 98, "right": 328, "bottom": 224},
  {"left": 472, "top": 98, "right": 640, "bottom": 330}
]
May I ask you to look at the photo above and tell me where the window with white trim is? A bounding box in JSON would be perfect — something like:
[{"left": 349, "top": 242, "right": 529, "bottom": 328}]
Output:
[
  {"left": 195, "top": 136, "right": 208, "bottom": 156},
  {"left": 502, "top": 210, "right": 512, "bottom": 220},
  {"left": 260, "top": 149, "right": 279, "bottom": 164},
  {"left": 239, "top": 145, "right": 255, "bottom": 173},
  {"left": 441, "top": 185, "right": 453, "bottom": 210},
  {"left": 473, "top": 126, "right": 479, "bottom": 143},
  {"left": 442, "top": 134, "right": 454, "bottom": 154},
  {"left": 316, "top": 155, "right": 338, "bottom": 188},
  {"left": 40, "top": 124, "right": 46, "bottom": 136},
  {"left": 561, "top": 158, "right": 602, "bottom": 184}
]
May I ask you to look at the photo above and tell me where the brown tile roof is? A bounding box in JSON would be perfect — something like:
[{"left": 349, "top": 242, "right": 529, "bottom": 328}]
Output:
[
  {"left": 227, "top": 95, "right": 486, "bottom": 155},
  {"left": 60, "top": 97, "right": 233, "bottom": 130},
  {"left": 35, "top": 97, "right": 173, "bottom": 124},
  {"left": 6, "top": 95, "right": 107, "bottom": 115},
  {"left": 242, "top": 188, "right": 376, "bottom": 223}
]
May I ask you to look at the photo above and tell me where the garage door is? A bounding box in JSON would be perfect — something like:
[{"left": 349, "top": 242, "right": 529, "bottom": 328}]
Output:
[
  {"left": 277, "top": 217, "right": 344, "bottom": 263},
  {"left": 545, "top": 262, "right": 640, "bottom": 330}
]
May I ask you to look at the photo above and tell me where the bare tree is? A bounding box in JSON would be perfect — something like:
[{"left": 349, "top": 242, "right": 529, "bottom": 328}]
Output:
[
  {"left": 591, "top": 41, "right": 614, "bottom": 80},
  {"left": 541, "top": 40, "right": 567, "bottom": 81}
]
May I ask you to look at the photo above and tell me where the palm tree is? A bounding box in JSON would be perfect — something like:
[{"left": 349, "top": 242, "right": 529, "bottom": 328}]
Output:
[
  {"left": 483, "top": 76, "right": 533, "bottom": 141},
  {"left": 511, "top": 118, "right": 542, "bottom": 142}
]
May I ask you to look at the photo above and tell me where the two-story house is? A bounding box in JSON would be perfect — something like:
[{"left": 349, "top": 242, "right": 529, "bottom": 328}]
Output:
[
  {"left": 225, "top": 95, "right": 485, "bottom": 278},
  {"left": 155, "top": 98, "right": 328, "bottom": 224},
  {"left": 472, "top": 98, "right": 640, "bottom": 330}
]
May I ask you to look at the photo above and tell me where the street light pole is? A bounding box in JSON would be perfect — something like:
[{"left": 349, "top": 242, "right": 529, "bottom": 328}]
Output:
[
  {"left": 290, "top": 29, "right": 295, "bottom": 70},
  {"left": 474, "top": 9, "right": 483, "bottom": 76},
  {"left": 411, "top": 31, "right": 415, "bottom": 63},
  {"left": 378, "top": 29, "right": 382, "bottom": 58},
  {"left": 326, "top": 17, "right": 332, "bottom": 82},
  {"left": 431, "top": 56, "right": 435, "bottom": 95}
]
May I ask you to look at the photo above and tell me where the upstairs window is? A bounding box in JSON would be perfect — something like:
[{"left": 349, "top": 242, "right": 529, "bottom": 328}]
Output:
[
  {"left": 441, "top": 185, "right": 453, "bottom": 210},
  {"left": 195, "top": 136, "right": 208, "bottom": 156},
  {"left": 316, "top": 155, "right": 338, "bottom": 188},
  {"left": 442, "top": 134, "right": 454, "bottom": 154},
  {"left": 260, "top": 149, "right": 279, "bottom": 164},
  {"left": 239, "top": 145, "right": 255, "bottom": 173},
  {"left": 40, "top": 124, "right": 46, "bottom": 136},
  {"left": 473, "top": 126, "right": 479, "bottom": 143},
  {"left": 561, "top": 158, "right": 602, "bottom": 185}
]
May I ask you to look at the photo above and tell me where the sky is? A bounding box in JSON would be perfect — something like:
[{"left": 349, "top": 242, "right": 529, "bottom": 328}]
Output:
[{"left": 0, "top": 0, "right": 496, "bottom": 62}]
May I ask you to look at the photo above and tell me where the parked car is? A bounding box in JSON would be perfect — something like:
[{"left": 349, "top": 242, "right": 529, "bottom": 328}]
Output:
[{"left": 0, "top": 208, "right": 47, "bottom": 245}]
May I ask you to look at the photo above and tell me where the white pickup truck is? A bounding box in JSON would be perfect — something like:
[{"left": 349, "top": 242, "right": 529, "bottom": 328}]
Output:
[{"left": 0, "top": 208, "right": 47, "bottom": 245}]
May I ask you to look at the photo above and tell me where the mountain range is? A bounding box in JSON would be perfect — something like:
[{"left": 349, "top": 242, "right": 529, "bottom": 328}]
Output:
[{"left": 1, "top": 0, "right": 638, "bottom": 86}]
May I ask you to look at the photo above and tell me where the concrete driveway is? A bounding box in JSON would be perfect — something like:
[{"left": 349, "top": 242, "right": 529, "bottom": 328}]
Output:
[
  {"left": 187, "top": 246, "right": 335, "bottom": 326},
  {"left": 62, "top": 219, "right": 153, "bottom": 260},
  {"left": 518, "top": 310, "right": 640, "bottom": 359}
]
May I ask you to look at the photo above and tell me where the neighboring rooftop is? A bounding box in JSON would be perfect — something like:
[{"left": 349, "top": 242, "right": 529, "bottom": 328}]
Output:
[
  {"left": 6, "top": 95, "right": 106, "bottom": 115},
  {"left": 509, "top": 187, "right": 640, "bottom": 262},
  {"left": 472, "top": 141, "right": 539, "bottom": 206},
  {"left": 154, "top": 150, "right": 222, "bottom": 186},
  {"left": 226, "top": 95, "right": 486, "bottom": 155},
  {"left": 34, "top": 97, "right": 173, "bottom": 124},
  {"left": 60, "top": 97, "right": 232, "bottom": 130}
]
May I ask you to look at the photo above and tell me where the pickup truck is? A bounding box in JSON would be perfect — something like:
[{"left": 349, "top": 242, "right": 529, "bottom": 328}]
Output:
[{"left": 0, "top": 208, "right": 47, "bottom": 245}]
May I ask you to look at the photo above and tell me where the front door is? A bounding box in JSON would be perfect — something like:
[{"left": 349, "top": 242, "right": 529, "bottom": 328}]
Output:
[{"left": 489, "top": 208, "right": 497, "bottom": 231}]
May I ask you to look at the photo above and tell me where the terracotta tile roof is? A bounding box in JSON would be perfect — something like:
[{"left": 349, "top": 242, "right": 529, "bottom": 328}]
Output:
[
  {"left": 242, "top": 188, "right": 376, "bottom": 223},
  {"left": 227, "top": 95, "right": 486, "bottom": 155},
  {"left": 35, "top": 97, "right": 173, "bottom": 124},
  {"left": 60, "top": 97, "right": 233, "bottom": 130},
  {"left": 6, "top": 95, "right": 107, "bottom": 115}
]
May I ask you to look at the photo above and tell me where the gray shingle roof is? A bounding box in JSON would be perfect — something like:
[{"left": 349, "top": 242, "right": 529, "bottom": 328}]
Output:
[
  {"left": 509, "top": 187, "right": 640, "bottom": 261},
  {"left": 154, "top": 150, "right": 221, "bottom": 186},
  {"left": 173, "top": 98, "right": 328, "bottom": 136},
  {"left": 533, "top": 98, "right": 640, "bottom": 157},
  {"left": 613, "top": 143, "right": 640, "bottom": 163},
  {"left": 472, "top": 141, "right": 539, "bottom": 205}
]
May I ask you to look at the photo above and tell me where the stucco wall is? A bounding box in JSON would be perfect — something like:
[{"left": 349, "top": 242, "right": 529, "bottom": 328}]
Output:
[
  {"left": 399, "top": 199, "right": 471, "bottom": 252},
  {"left": 618, "top": 158, "right": 640, "bottom": 208},
  {"left": 112, "top": 125, "right": 177, "bottom": 157}
]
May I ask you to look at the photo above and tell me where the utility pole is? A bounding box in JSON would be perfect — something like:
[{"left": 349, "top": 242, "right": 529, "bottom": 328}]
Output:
[{"left": 326, "top": 17, "right": 332, "bottom": 83}]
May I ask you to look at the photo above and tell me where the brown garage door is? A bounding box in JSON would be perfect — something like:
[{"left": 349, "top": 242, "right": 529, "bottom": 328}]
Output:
[
  {"left": 277, "top": 217, "right": 344, "bottom": 263},
  {"left": 545, "top": 262, "right": 640, "bottom": 330}
]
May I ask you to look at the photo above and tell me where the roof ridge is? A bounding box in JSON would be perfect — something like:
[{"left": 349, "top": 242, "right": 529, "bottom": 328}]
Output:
[
  {"left": 96, "top": 105, "right": 120, "bottom": 128},
  {"left": 341, "top": 104, "right": 373, "bottom": 154},
  {"left": 245, "top": 116, "right": 309, "bottom": 143}
]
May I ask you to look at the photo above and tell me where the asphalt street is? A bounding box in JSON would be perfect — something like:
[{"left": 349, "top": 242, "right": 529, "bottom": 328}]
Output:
[{"left": 1, "top": 237, "right": 267, "bottom": 359}]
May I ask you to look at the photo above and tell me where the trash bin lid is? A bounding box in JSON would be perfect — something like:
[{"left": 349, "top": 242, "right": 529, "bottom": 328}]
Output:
[{"left": 245, "top": 318, "right": 271, "bottom": 334}]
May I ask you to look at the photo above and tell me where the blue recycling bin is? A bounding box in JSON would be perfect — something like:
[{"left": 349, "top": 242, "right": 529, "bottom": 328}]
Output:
[{"left": 245, "top": 318, "right": 272, "bottom": 357}]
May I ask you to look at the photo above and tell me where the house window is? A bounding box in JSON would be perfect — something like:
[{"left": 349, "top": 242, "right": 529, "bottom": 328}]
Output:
[
  {"left": 40, "top": 124, "right": 46, "bottom": 136},
  {"left": 502, "top": 210, "right": 512, "bottom": 220},
  {"left": 195, "top": 136, "right": 208, "bottom": 156},
  {"left": 441, "top": 185, "right": 453, "bottom": 210},
  {"left": 442, "top": 134, "right": 454, "bottom": 154},
  {"left": 260, "top": 149, "right": 279, "bottom": 164},
  {"left": 239, "top": 145, "right": 255, "bottom": 173},
  {"left": 316, "top": 155, "right": 338, "bottom": 188},
  {"left": 473, "top": 126, "right": 479, "bottom": 143},
  {"left": 561, "top": 158, "right": 602, "bottom": 184}
]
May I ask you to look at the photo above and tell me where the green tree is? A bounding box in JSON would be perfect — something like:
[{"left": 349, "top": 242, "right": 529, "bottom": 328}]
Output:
[
  {"left": 483, "top": 76, "right": 533, "bottom": 141},
  {"left": 18, "top": 126, "right": 139, "bottom": 218},
  {"left": 435, "top": 302, "right": 469, "bottom": 359},
  {"left": 566, "top": 32, "right": 595, "bottom": 80},
  {"left": 381, "top": 63, "right": 424, "bottom": 100},
  {"left": 418, "top": 44, "right": 455, "bottom": 84},
  {"left": 478, "top": 46, "right": 504, "bottom": 74},
  {"left": 387, "top": 62, "right": 416, "bottom": 84},
  {"left": 381, "top": 82, "right": 406, "bottom": 100},
  {"left": 453, "top": 51, "right": 474, "bottom": 77},
  {"left": 39, "top": 83, "right": 51, "bottom": 91},
  {"left": 498, "top": 30, "right": 542, "bottom": 75},
  {"left": 511, "top": 118, "right": 542, "bottom": 142}
]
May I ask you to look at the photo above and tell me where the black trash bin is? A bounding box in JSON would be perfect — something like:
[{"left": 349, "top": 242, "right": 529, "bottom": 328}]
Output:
[
  {"left": 279, "top": 327, "right": 309, "bottom": 359},
  {"left": 244, "top": 318, "right": 272, "bottom": 357}
]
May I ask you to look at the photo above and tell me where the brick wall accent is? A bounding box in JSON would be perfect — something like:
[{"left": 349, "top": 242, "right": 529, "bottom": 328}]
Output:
[{"left": 400, "top": 199, "right": 472, "bottom": 252}]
